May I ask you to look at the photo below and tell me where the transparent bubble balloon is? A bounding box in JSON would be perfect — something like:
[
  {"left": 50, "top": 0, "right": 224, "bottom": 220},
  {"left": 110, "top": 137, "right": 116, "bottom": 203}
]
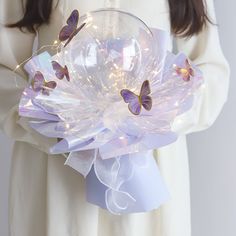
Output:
[{"left": 60, "top": 9, "right": 158, "bottom": 102}]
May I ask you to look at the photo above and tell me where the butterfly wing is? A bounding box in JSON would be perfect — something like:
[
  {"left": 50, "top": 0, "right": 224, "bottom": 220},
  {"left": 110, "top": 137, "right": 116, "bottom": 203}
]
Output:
[
  {"left": 32, "top": 71, "right": 45, "bottom": 92},
  {"left": 121, "top": 89, "right": 138, "bottom": 103},
  {"left": 174, "top": 65, "right": 182, "bottom": 76},
  {"left": 59, "top": 10, "right": 79, "bottom": 42},
  {"left": 67, "top": 9, "right": 79, "bottom": 27},
  {"left": 189, "top": 67, "right": 195, "bottom": 77},
  {"left": 185, "top": 59, "right": 195, "bottom": 80},
  {"left": 185, "top": 59, "right": 195, "bottom": 77},
  {"left": 174, "top": 64, "right": 191, "bottom": 81},
  {"left": 140, "top": 80, "right": 151, "bottom": 96},
  {"left": 174, "top": 66, "right": 181, "bottom": 76},
  {"left": 52, "top": 61, "right": 66, "bottom": 80},
  {"left": 63, "top": 22, "right": 86, "bottom": 48},
  {"left": 42, "top": 81, "right": 57, "bottom": 95},
  {"left": 140, "top": 95, "right": 152, "bottom": 111},
  {"left": 185, "top": 59, "right": 192, "bottom": 70},
  {"left": 64, "top": 65, "right": 70, "bottom": 81},
  {"left": 182, "top": 72, "right": 191, "bottom": 81},
  {"left": 120, "top": 89, "right": 141, "bottom": 115},
  {"left": 45, "top": 81, "right": 57, "bottom": 89},
  {"left": 59, "top": 25, "right": 75, "bottom": 42},
  {"left": 140, "top": 80, "right": 152, "bottom": 111}
]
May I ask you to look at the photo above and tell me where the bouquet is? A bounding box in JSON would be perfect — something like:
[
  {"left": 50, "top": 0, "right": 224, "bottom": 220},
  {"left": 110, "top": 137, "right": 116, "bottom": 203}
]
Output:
[{"left": 18, "top": 9, "right": 203, "bottom": 214}]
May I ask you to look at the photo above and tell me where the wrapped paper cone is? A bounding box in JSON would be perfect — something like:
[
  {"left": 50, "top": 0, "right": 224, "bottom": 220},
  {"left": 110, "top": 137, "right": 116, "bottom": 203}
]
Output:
[{"left": 86, "top": 151, "right": 170, "bottom": 214}]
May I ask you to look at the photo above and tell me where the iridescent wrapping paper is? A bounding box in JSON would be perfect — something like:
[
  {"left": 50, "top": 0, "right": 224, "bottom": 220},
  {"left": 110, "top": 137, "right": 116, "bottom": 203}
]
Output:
[{"left": 18, "top": 9, "right": 203, "bottom": 214}]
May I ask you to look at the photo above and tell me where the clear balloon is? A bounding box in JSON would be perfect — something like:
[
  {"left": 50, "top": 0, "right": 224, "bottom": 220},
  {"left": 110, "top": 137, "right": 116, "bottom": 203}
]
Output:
[{"left": 60, "top": 9, "right": 159, "bottom": 102}]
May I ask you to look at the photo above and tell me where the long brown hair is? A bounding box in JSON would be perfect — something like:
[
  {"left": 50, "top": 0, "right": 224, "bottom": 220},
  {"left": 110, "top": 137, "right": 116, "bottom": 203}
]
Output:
[{"left": 7, "top": 0, "right": 211, "bottom": 37}]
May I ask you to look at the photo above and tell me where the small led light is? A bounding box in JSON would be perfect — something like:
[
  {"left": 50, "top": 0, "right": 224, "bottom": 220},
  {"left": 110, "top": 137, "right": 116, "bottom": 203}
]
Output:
[
  {"left": 174, "top": 101, "right": 179, "bottom": 107},
  {"left": 177, "top": 119, "right": 183, "bottom": 124},
  {"left": 54, "top": 40, "right": 58, "bottom": 45}
]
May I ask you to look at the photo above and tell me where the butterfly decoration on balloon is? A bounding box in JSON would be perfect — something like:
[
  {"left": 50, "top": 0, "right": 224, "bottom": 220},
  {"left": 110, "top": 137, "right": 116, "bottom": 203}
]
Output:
[
  {"left": 19, "top": 9, "right": 204, "bottom": 215},
  {"left": 51, "top": 61, "right": 70, "bottom": 81},
  {"left": 120, "top": 80, "right": 152, "bottom": 115},
  {"left": 31, "top": 71, "right": 57, "bottom": 95},
  {"left": 59, "top": 9, "right": 86, "bottom": 48},
  {"left": 174, "top": 59, "right": 195, "bottom": 82}
]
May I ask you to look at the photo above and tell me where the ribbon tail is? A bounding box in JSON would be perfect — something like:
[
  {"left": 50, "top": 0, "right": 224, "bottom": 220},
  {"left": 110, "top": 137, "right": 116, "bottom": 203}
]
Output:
[{"left": 65, "top": 149, "right": 98, "bottom": 177}]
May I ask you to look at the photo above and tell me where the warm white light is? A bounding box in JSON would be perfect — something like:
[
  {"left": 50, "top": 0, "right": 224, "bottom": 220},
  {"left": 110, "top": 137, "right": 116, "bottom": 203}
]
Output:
[
  {"left": 177, "top": 119, "right": 183, "bottom": 124},
  {"left": 174, "top": 101, "right": 179, "bottom": 107}
]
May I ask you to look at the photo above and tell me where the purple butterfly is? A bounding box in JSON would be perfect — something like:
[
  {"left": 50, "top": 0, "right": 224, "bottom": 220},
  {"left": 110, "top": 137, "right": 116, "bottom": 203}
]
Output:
[
  {"left": 51, "top": 61, "right": 70, "bottom": 81},
  {"left": 120, "top": 80, "right": 152, "bottom": 115},
  {"left": 59, "top": 9, "right": 86, "bottom": 48},
  {"left": 31, "top": 71, "right": 57, "bottom": 96},
  {"left": 174, "top": 59, "right": 195, "bottom": 81}
]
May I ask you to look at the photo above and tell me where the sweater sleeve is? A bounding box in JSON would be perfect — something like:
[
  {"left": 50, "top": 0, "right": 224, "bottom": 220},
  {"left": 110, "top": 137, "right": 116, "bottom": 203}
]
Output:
[
  {"left": 172, "top": 0, "right": 230, "bottom": 134},
  {"left": 0, "top": 0, "right": 57, "bottom": 153}
]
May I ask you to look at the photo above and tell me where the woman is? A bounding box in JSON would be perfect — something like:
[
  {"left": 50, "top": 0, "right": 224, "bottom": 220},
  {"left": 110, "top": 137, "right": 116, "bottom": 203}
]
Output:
[{"left": 0, "top": 0, "right": 229, "bottom": 235}]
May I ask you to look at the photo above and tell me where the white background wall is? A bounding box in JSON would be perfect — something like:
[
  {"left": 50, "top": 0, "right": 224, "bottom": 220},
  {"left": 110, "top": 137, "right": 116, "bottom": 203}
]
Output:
[
  {"left": 188, "top": 1, "right": 236, "bottom": 236},
  {"left": 0, "top": 0, "right": 235, "bottom": 235}
]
